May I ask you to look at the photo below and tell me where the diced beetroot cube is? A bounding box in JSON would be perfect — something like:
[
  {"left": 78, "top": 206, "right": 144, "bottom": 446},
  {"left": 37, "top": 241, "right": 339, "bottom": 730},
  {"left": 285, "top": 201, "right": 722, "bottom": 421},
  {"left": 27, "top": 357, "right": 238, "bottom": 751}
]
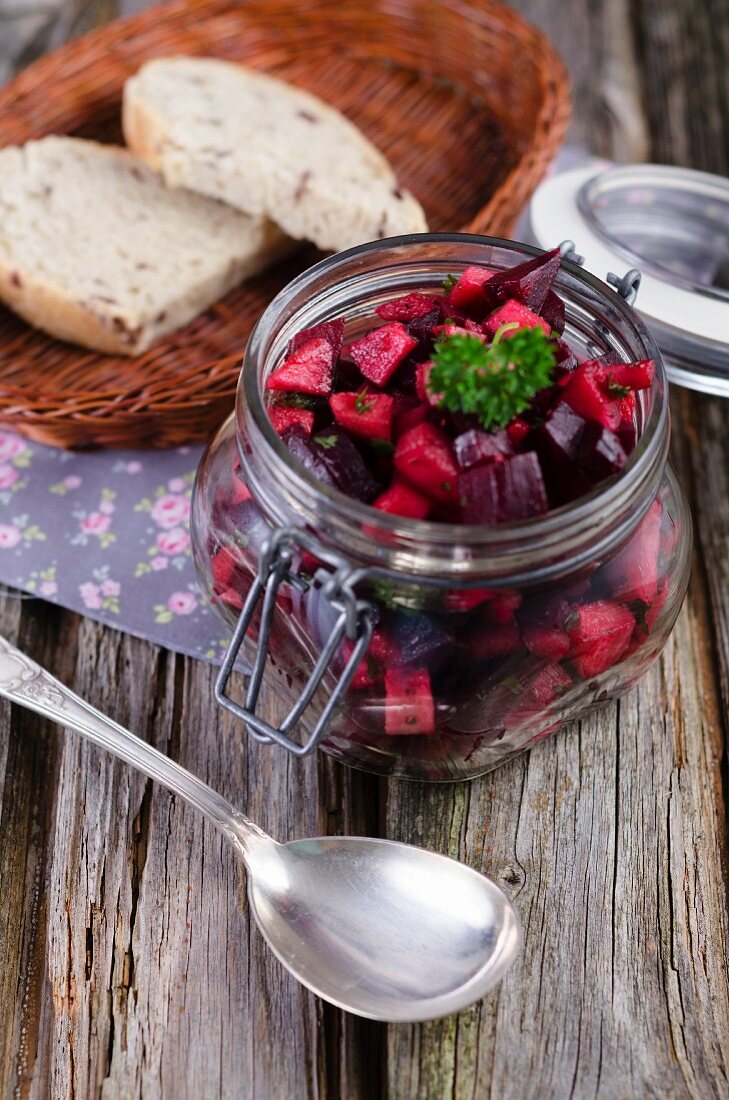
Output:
[
  {"left": 458, "top": 463, "right": 508, "bottom": 524},
  {"left": 445, "top": 265, "right": 494, "bottom": 311},
  {"left": 230, "top": 472, "right": 252, "bottom": 505},
  {"left": 458, "top": 452, "right": 548, "bottom": 523},
  {"left": 530, "top": 383, "right": 560, "bottom": 419},
  {"left": 467, "top": 621, "right": 521, "bottom": 661},
  {"left": 615, "top": 391, "right": 637, "bottom": 452},
  {"left": 443, "top": 587, "right": 495, "bottom": 612},
  {"left": 282, "top": 424, "right": 340, "bottom": 489},
  {"left": 526, "top": 662, "right": 573, "bottom": 706},
  {"left": 603, "top": 359, "right": 655, "bottom": 391},
  {"left": 502, "top": 663, "right": 572, "bottom": 731},
  {"left": 267, "top": 337, "right": 335, "bottom": 395},
  {"left": 288, "top": 317, "right": 345, "bottom": 359},
  {"left": 483, "top": 298, "right": 551, "bottom": 337},
  {"left": 523, "top": 625, "right": 571, "bottom": 660},
  {"left": 330, "top": 391, "right": 394, "bottom": 440},
  {"left": 555, "top": 338, "right": 575, "bottom": 364},
  {"left": 407, "top": 306, "right": 444, "bottom": 357},
  {"left": 394, "top": 422, "right": 459, "bottom": 504},
  {"left": 210, "top": 546, "right": 245, "bottom": 610},
  {"left": 385, "top": 667, "right": 435, "bottom": 735},
  {"left": 432, "top": 323, "right": 483, "bottom": 344},
  {"left": 482, "top": 249, "right": 561, "bottom": 314},
  {"left": 553, "top": 339, "right": 579, "bottom": 379},
  {"left": 268, "top": 405, "right": 315, "bottom": 435},
  {"left": 314, "top": 429, "right": 380, "bottom": 502},
  {"left": 393, "top": 612, "right": 454, "bottom": 669},
  {"left": 299, "top": 550, "right": 324, "bottom": 576},
  {"left": 535, "top": 401, "right": 628, "bottom": 505},
  {"left": 484, "top": 590, "right": 523, "bottom": 623},
  {"left": 562, "top": 362, "right": 620, "bottom": 430},
  {"left": 416, "top": 360, "right": 440, "bottom": 404},
  {"left": 554, "top": 360, "right": 579, "bottom": 383},
  {"left": 533, "top": 401, "right": 590, "bottom": 494},
  {"left": 376, "top": 292, "right": 441, "bottom": 322},
  {"left": 283, "top": 425, "right": 380, "bottom": 502},
  {"left": 454, "top": 428, "right": 512, "bottom": 469},
  {"left": 390, "top": 392, "right": 420, "bottom": 418},
  {"left": 373, "top": 480, "right": 431, "bottom": 519},
  {"left": 507, "top": 417, "right": 531, "bottom": 447},
  {"left": 579, "top": 422, "right": 629, "bottom": 484},
  {"left": 615, "top": 391, "right": 637, "bottom": 421},
  {"left": 518, "top": 592, "right": 571, "bottom": 630},
  {"left": 395, "top": 402, "right": 429, "bottom": 437},
  {"left": 541, "top": 289, "right": 566, "bottom": 335},
  {"left": 606, "top": 499, "right": 662, "bottom": 604},
  {"left": 349, "top": 323, "right": 418, "bottom": 386},
  {"left": 567, "top": 600, "right": 635, "bottom": 679},
  {"left": 343, "top": 628, "right": 398, "bottom": 689}
]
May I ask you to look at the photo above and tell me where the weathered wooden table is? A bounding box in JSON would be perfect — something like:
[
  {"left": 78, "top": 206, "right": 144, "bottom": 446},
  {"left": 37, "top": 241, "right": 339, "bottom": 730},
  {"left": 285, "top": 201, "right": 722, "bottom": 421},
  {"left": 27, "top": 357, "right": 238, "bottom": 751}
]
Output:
[{"left": 1, "top": 1, "right": 728, "bottom": 1097}]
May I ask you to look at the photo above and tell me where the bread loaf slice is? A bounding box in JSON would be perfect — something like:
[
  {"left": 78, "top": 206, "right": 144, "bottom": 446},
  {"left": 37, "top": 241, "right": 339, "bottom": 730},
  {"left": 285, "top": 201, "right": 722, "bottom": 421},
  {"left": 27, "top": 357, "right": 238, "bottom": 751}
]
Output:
[
  {"left": 123, "top": 57, "right": 428, "bottom": 254},
  {"left": 0, "top": 136, "right": 289, "bottom": 355}
]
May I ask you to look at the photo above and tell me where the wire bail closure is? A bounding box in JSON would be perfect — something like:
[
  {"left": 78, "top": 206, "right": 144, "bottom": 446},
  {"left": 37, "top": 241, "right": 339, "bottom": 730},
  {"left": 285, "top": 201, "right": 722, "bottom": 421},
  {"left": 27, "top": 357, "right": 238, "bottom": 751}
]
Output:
[
  {"left": 607, "top": 267, "right": 642, "bottom": 306},
  {"left": 214, "top": 526, "right": 375, "bottom": 757}
]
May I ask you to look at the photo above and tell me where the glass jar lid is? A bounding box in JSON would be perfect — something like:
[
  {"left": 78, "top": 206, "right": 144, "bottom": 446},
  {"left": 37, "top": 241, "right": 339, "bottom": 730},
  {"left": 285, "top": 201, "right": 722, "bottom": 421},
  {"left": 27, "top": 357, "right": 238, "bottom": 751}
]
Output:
[{"left": 529, "top": 162, "right": 729, "bottom": 396}]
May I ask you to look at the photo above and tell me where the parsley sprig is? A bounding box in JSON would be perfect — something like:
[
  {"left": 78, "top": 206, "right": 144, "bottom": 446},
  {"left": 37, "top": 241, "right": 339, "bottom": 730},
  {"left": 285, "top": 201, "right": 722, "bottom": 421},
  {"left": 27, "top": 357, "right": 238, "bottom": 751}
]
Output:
[
  {"left": 354, "top": 387, "right": 376, "bottom": 414},
  {"left": 427, "top": 325, "right": 557, "bottom": 431}
]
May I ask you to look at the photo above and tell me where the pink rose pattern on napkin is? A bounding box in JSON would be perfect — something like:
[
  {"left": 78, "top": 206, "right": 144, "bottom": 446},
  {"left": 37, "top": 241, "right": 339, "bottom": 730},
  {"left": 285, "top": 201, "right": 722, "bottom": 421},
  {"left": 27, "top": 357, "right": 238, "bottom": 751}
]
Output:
[{"left": 0, "top": 430, "right": 231, "bottom": 662}]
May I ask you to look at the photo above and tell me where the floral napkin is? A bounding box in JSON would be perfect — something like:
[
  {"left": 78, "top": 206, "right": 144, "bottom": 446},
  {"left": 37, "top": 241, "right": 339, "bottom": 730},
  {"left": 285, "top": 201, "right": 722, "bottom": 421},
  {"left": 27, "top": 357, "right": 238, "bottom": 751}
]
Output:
[{"left": 0, "top": 430, "right": 229, "bottom": 661}]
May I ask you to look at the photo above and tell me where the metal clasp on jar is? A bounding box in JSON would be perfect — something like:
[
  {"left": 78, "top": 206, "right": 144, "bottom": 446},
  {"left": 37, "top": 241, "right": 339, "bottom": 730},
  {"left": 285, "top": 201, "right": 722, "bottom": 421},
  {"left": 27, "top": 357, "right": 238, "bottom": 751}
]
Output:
[{"left": 214, "top": 526, "right": 375, "bottom": 757}]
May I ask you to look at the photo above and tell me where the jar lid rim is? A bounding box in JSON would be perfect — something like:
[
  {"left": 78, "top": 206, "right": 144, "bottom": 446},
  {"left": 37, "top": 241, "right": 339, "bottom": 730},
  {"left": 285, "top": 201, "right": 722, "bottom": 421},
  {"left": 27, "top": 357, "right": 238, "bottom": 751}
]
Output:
[{"left": 530, "top": 163, "right": 729, "bottom": 395}]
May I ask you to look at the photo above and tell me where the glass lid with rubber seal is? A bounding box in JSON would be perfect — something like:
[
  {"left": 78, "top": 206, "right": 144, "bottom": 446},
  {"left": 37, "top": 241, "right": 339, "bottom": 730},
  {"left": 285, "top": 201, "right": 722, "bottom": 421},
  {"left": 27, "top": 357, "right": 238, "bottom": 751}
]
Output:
[{"left": 529, "top": 162, "right": 729, "bottom": 396}]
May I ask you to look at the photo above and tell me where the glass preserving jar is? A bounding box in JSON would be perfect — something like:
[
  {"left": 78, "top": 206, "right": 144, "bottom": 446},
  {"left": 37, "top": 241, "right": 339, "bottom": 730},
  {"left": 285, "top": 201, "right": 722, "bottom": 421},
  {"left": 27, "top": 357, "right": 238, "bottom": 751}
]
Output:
[{"left": 191, "top": 235, "right": 692, "bottom": 781}]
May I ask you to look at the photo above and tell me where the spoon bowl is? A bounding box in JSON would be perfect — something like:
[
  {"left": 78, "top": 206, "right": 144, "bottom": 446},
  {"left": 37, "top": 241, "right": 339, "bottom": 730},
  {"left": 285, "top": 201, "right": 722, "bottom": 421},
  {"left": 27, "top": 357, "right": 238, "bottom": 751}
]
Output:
[
  {"left": 0, "top": 634, "right": 521, "bottom": 1023},
  {"left": 243, "top": 834, "right": 520, "bottom": 1021}
]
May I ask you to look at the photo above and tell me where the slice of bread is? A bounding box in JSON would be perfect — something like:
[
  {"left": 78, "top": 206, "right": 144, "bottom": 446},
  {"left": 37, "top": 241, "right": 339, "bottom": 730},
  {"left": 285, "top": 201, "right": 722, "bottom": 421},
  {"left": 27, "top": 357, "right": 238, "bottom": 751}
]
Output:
[
  {"left": 123, "top": 57, "right": 428, "bottom": 254},
  {"left": 0, "top": 136, "right": 289, "bottom": 356}
]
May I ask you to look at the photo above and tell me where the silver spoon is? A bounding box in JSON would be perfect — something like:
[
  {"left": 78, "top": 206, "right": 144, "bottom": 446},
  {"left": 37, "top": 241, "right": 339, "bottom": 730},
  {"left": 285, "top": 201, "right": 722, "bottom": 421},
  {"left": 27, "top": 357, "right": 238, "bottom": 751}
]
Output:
[{"left": 0, "top": 635, "right": 520, "bottom": 1022}]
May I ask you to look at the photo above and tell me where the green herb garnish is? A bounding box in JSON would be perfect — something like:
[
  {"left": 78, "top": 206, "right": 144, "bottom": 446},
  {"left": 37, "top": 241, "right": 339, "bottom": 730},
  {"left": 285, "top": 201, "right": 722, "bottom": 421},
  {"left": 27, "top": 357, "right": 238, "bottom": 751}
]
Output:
[
  {"left": 371, "top": 580, "right": 426, "bottom": 612},
  {"left": 354, "top": 388, "right": 376, "bottom": 414},
  {"left": 272, "top": 392, "right": 319, "bottom": 410},
  {"left": 370, "top": 438, "right": 396, "bottom": 459},
  {"left": 427, "top": 324, "right": 557, "bottom": 431},
  {"left": 442, "top": 273, "right": 458, "bottom": 292},
  {"left": 606, "top": 379, "right": 631, "bottom": 398},
  {"left": 317, "top": 434, "right": 338, "bottom": 449}
]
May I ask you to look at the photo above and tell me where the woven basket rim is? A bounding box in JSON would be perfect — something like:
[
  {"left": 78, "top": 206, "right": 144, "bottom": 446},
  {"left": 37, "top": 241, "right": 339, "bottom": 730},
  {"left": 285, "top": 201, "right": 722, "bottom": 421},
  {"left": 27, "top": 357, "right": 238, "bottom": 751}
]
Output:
[{"left": 0, "top": 0, "right": 571, "bottom": 447}]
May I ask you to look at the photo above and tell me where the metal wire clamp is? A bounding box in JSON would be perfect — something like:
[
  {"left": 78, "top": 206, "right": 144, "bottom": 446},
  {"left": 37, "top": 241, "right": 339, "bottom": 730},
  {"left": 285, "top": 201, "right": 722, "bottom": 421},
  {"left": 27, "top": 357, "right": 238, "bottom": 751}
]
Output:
[{"left": 214, "top": 526, "right": 375, "bottom": 757}]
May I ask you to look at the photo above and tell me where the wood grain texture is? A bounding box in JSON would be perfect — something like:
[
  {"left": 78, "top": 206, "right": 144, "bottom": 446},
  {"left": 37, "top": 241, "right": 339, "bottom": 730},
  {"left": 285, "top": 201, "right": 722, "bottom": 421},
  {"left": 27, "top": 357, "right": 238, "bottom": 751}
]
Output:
[{"left": 1, "top": 0, "right": 728, "bottom": 1097}]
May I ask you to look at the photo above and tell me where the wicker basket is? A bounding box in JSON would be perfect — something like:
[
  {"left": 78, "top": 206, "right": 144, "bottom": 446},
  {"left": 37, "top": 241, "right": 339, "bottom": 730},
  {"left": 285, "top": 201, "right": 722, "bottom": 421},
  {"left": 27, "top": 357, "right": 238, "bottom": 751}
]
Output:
[{"left": 0, "top": 0, "right": 571, "bottom": 449}]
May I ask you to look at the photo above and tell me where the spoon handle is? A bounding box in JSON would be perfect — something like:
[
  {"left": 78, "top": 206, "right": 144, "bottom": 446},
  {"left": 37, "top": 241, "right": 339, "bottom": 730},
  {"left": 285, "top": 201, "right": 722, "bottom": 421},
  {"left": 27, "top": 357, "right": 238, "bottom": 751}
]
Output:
[{"left": 0, "top": 634, "right": 266, "bottom": 849}]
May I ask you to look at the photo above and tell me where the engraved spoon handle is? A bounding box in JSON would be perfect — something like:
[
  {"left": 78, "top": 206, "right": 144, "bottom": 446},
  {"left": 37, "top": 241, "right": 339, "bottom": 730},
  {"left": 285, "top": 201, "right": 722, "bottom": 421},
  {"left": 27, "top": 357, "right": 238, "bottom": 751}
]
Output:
[{"left": 0, "top": 635, "right": 267, "bottom": 851}]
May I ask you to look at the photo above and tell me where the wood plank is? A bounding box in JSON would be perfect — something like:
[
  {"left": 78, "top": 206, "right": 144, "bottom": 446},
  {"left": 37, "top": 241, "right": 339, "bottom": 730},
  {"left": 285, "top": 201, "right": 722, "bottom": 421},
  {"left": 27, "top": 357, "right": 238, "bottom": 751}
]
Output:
[{"left": 0, "top": 607, "right": 324, "bottom": 1098}]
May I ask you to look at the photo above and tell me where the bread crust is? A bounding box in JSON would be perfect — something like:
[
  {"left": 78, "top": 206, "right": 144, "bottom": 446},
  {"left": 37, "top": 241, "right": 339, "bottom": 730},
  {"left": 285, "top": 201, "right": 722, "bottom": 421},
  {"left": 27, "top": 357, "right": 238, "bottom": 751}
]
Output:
[
  {"left": 123, "top": 57, "right": 428, "bottom": 253},
  {"left": 0, "top": 135, "right": 290, "bottom": 356},
  {"left": 121, "top": 94, "right": 165, "bottom": 176},
  {"left": 0, "top": 262, "right": 145, "bottom": 355}
]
